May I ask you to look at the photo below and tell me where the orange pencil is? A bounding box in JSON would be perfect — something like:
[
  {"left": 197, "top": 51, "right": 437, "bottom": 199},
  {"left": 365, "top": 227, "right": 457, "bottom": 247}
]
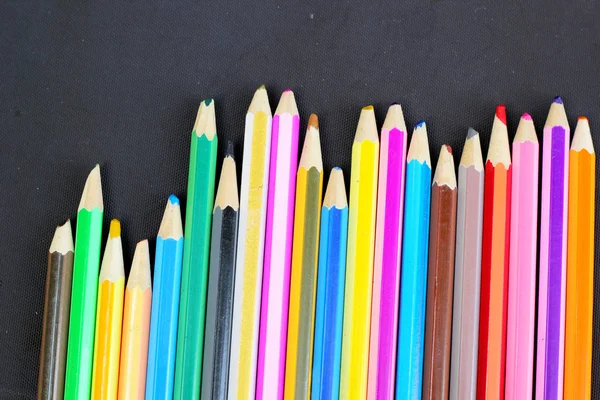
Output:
[
  {"left": 564, "top": 117, "right": 595, "bottom": 400},
  {"left": 118, "top": 240, "right": 152, "bottom": 400}
]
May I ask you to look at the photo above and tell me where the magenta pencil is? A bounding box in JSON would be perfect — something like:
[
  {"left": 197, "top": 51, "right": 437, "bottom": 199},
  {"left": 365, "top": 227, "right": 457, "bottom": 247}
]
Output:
[
  {"left": 505, "top": 114, "right": 539, "bottom": 399},
  {"left": 536, "top": 97, "right": 569, "bottom": 400},
  {"left": 367, "top": 104, "right": 408, "bottom": 399},
  {"left": 256, "top": 89, "right": 300, "bottom": 400}
]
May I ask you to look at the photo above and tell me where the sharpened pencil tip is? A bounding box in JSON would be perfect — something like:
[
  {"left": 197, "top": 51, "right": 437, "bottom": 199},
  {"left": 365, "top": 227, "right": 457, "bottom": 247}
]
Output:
[
  {"left": 553, "top": 96, "right": 563, "bottom": 104},
  {"left": 226, "top": 141, "right": 235, "bottom": 158},
  {"left": 109, "top": 219, "right": 121, "bottom": 238},
  {"left": 128, "top": 240, "right": 151, "bottom": 290},
  {"left": 572, "top": 117, "right": 594, "bottom": 153},
  {"left": 168, "top": 194, "right": 180, "bottom": 205},
  {"left": 467, "top": 127, "right": 479, "bottom": 139},
  {"left": 495, "top": 104, "right": 507, "bottom": 125},
  {"left": 259, "top": 84, "right": 266, "bottom": 89},
  {"left": 578, "top": 116, "right": 588, "bottom": 122},
  {"left": 308, "top": 113, "right": 319, "bottom": 129},
  {"left": 284, "top": 88, "right": 292, "bottom": 93},
  {"left": 445, "top": 145, "right": 453, "bottom": 154},
  {"left": 50, "top": 220, "right": 74, "bottom": 254},
  {"left": 522, "top": 113, "right": 532, "bottom": 120},
  {"left": 362, "top": 105, "right": 374, "bottom": 111},
  {"left": 204, "top": 98, "right": 213, "bottom": 106},
  {"left": 416, "top": 120, "right": 426, "bottom": 128}
]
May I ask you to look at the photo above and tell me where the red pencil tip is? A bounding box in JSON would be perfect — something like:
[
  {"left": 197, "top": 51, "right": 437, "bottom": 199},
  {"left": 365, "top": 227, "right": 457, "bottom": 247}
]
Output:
[
  {"left": 444, "top": 145, "right": 453, "bottom": 154},
  {"left": 495, "top": 105, "right": 507, "bottom": 125}
]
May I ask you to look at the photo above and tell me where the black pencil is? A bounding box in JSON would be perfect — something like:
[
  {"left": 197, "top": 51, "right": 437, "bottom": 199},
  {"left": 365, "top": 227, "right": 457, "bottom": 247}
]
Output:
[
  {"left": 201, "top": 143, "right": 240, "bottom": 400},
  {"left": 38, "top": 220, "right": 74, "bottom": 400}
]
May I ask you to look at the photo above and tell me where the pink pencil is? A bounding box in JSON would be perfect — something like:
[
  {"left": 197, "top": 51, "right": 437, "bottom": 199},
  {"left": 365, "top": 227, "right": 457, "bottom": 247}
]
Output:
[
  {"left": 256, "top": 89, "right": 300, "bottom": 400},
  {"left": 536, "top": 97, "right": 570, "bottom": 400},
  {"left": 505, "top": 114, "right": 539, "bottom": 399},
  {"left": 367, "top": 104, "right": 408, "bottom": 399}
]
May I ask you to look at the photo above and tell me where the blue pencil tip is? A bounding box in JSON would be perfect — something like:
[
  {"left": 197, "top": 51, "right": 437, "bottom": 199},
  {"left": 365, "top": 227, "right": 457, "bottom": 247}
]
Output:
[
  {"left": 553, "top": 96, "right": 563, "bottom": 104},
  {"left": 168, "top": 194, "right": 180, "bottom": 205},
  {"left": 332, "top": 166, "right": 342, "bottom": 171},
  {"left": 415, "top": 120, "right": 426, "bottom": 128}
]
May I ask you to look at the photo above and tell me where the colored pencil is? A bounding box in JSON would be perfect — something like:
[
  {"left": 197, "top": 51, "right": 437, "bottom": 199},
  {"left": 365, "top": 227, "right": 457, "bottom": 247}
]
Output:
[
  {"left": 285, "top": 114, "right": 324, "bottom": 399},
  {"left": 64, "top": 165, "right": 104, "bottom": 400},
  {"left": 505, "top": 114, "right": 539, "bottom": 400},
  {"left": 395, "top": 121, "right": 431, "bottom": 400},
  {"left": 423, "top": 145, "right": 457, "bottom": 399},
  {"left": 536, "top": 97, "right": 570, "bottom": 400},
  {"left": 91, "top": 219, "right": 125, "bottom": 400},
  {"left": 257, "top": 89, "right": 299, "bottom": 400},
  {"left": 201, "top": 145, "right": 239, "bottom": 400},
  {"left": 450, "top": 128, "right": 484, "bottom": 400},
  {"left": 340, "top": 105, "right": 379, "bottom": 399},
  {"left": 368, "top": 104, "right": 407, "bottom": 400},
  {"left": 38, "top": 221, "right": 74, "bottom": 400},
  {"left": 229, "top": 85, "right": 272, "bottom": 399},
  {"left": 146, "top": 195, "right": 184, "bottom": 400},
  {"left": 478, "top": 105, "right": 512, "bottom": 400},
  {"left": 311, "top": 168, "right": 349, "bottom": 400},
  {"left": 174, "top": 98, "right": 218, "bottom": 399},
  {"left": 564, "top": 117, "right": 595, "bottom": 400},
  {"left": 118, "top": 240, "right": 152, "bottom": 400}
]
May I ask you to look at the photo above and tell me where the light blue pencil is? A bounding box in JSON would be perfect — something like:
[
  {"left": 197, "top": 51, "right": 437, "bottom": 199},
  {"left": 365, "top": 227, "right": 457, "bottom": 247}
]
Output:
[
  {"left": 311, "top": 168, "right": 349, "bottom": 400},
  {"left": 396, "top": 121, "right": 432, "bottom": 399},
  {"left": 146, "top": 195, "right": 185, "bottom": 400}
]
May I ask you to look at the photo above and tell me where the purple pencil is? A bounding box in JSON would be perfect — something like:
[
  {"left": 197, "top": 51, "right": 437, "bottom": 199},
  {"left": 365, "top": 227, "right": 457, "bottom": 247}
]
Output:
[
  {"left": 256, "top": 89, "right": 300, "bottom": 400},
  {"left": 536, "top": 97, "right": 569, "bottom": 400},
  {"left": 367, "top": 104, "right": 408, "bottom": 399}
]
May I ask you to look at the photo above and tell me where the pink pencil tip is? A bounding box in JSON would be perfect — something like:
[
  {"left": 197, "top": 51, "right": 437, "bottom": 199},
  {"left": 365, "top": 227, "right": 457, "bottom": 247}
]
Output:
[
  {"left": 284, "top": 88, "right": 292, "bottom": 93},
  {"left": 522, "top": 113, "right": 532, "bottom": 121}
]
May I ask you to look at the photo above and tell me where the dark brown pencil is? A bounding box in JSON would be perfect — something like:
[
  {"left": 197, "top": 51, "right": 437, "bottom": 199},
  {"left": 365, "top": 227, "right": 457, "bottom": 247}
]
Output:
[
  {"left": 38, "top": 220, "right": 74, "bottom": 400},
  {"left": 423, "top": 145, "right": 458, "bottom": 399}
]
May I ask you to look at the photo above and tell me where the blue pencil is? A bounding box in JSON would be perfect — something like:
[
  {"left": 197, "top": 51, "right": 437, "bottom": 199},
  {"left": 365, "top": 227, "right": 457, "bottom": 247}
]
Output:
[
  {"left": 311, "top": 168, "right": 349, "bottom": 400},
  {"left": 396, "top": 121, "right": 432, "bottom": 399},
  {"left": 146, "top": 195, "right": 185, "bottom": 400}
]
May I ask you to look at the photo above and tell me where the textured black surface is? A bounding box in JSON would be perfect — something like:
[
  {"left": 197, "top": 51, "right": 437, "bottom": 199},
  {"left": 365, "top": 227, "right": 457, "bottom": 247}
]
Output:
[{"left": 0, "top": 1, "right": 599, "bottom": 398}]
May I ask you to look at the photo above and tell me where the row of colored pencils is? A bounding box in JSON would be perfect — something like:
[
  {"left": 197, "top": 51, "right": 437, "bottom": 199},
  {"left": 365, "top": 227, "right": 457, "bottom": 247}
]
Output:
[{"left": 38, "top": 87, "right": 595, "bottom": 400}]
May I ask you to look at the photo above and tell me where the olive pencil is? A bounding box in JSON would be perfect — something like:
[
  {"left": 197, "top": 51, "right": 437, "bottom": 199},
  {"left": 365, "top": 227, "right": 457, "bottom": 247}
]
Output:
[
  {"left": 38, "top": 221, "right": 74, "bottom": 400},
  {"left": 285, "top": 114, "right": 324, "bottom": 399}
]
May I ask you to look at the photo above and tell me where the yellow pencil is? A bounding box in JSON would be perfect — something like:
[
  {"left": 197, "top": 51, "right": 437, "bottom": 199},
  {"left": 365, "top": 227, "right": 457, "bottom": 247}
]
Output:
[
  {"left": 285, "top": 114, "right": 324, "bottom": 399},
  {"left": 340, "top": 106, "right": 379, "bottom": 399},
  {"left": 91, "top": 219, "right": 125, "bottom": 400},
  {"left": 118, "top": 240, "right": 152, "bottom": 400}
]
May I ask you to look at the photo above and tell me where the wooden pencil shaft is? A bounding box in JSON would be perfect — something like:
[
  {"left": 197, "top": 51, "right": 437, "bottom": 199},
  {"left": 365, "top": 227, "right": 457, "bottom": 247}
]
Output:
[
  {"left": 423, "top": 183, "right": 457, "bottom": 399},
  {"left": 38, "top": 250, "right": 74, "bottom": 400},
  {"left": 285, "top": 166, "right": 323, "bottom": 400},
  {"left": 175, "top": 100, "right": 218, "bottom": 399},
  {"left": 202, "top": 206, "right": 238, "bottom": 400},
  {"left": 450, "top": 164, "right": 483, "bottom": 400}
]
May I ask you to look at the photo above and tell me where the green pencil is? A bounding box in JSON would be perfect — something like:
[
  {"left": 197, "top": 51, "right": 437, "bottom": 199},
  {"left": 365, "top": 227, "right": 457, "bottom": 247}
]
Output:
[
  {"left": 64, "top": 165, "right": 104, "bottom": 400},
  {"left": 174, "top": 99, "right": 218, "bottom": 399}
]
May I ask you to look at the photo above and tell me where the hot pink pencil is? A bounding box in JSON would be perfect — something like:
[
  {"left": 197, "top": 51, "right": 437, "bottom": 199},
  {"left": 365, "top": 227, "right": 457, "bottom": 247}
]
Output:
[
  {"left": 505, "top": 114, "right": 539, "bottom": 399},
  {"left": 367, "top": 104, "right": 408, "bottom": 399},
  {"left": 256, "top": 89, "right": 299, "bottom": 400}
]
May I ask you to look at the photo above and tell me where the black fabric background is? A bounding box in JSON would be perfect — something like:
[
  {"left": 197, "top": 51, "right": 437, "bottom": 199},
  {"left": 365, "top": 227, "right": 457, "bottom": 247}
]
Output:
[{"left": 1, "top": 1, "right": 599, "bottom": 398}]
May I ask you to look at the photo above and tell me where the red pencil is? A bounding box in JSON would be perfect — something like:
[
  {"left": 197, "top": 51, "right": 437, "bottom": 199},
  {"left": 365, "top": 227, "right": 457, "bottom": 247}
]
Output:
[{"left": 477, "top": 105, "right": 512, "bottom": 399}]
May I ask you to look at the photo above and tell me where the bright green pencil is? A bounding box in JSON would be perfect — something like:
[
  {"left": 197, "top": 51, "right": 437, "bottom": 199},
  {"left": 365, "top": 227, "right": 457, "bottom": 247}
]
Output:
[
  {"left": 174, "top": 98, "right": 218, "bottom": 399},
  {"left": 64, "top": 165, "right": 104, "bottom": 400}
]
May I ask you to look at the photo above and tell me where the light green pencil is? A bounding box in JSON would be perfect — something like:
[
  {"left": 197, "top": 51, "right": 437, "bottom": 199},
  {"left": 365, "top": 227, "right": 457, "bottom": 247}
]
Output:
[
  {"left": 64, "top": 165, "right": 104, "bottom": 399},
  {"left": 174, "top": 99, "right": 218, "bottom": 399}
]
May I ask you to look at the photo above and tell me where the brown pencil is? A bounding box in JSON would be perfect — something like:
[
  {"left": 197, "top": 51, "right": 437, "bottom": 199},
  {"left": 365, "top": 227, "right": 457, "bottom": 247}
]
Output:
[
  {"left": 38, "top": 221, "right": 74, "bottom": 400},
  {"left": 423, "top": 145, "right": 458, "bottom": 399}
]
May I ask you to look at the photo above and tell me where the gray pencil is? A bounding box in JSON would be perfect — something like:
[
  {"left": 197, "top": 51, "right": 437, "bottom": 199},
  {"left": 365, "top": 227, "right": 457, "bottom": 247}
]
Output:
[
  {"left": 201, "top": 143, "right": 239, "bottom": 400},
  {"left": 449, "top": 128, "right": 484, "bottom": 400},
  {"left": 38, "top": 221, "right": 74, "bottom": 400}
]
